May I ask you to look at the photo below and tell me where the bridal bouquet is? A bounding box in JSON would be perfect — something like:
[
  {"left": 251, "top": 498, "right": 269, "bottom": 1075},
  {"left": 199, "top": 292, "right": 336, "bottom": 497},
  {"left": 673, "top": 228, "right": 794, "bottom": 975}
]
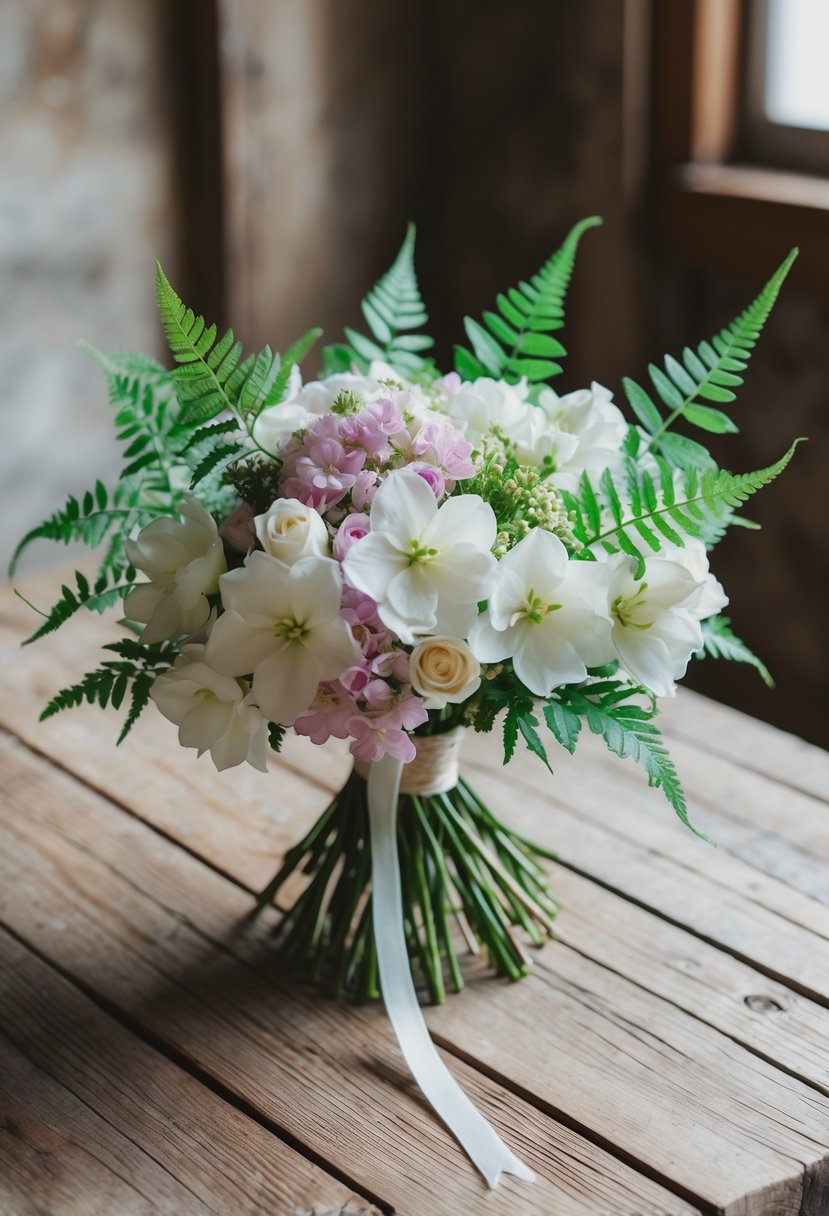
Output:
[{"left": 14, "top": 220, "right": 799, "bottom": 1184}]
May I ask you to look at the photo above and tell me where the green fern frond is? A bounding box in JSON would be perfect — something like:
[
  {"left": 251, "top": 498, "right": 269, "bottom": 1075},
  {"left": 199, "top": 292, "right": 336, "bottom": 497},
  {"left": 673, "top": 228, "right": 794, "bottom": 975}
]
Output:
[
  {"left": 261, "top": 328, "right": 322, "bottom": 408},
  {"left": 454, "top": 216, "right": 602, "bottom": 384},
  {"left": 40, "top": 638, "right": 174, "bottom": 742},
  {"left": 554, "top": 683, "right": 700, "bottom": 835},
  {"left": 155, "top": 262, "right": 250, "bottom": 425},
  {"left": 624, "top": 249, "right": 797, "bottom": 454},
  {"left": 20, "top": 569, "right": 134, "bottom": 646},
  {"left": 339, "top": 224, "right": 435, "bottom": 377},
  {"left": 574, "top": 440, "right": 803, "bottom": 570},
  {"left": 698, "top": 615, "right": 774, "bottom": 687}
]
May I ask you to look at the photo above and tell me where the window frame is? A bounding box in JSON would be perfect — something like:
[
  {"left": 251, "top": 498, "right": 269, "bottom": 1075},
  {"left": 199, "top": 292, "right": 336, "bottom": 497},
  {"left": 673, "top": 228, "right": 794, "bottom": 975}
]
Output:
[
  {"left": 743, "top": 0, "right": 829, "bottom": 176},
  {"left": 648, "top": 0, "right": 829, "bottom": 291}
]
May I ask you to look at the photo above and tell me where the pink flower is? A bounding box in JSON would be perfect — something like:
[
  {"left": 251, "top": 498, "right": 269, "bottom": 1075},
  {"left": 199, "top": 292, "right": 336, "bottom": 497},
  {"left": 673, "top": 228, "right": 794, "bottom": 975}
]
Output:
[
  {"left": 411, "top": 418, "right": 476, "bottom": 482},
  {"left": 349, "top": 716, "right": 417, "bottom": 764},
  {"left": 351, "top": 470, "right": 380, "bottom": 510},
  {"left": 218, "top": 502, "right": 256, "bottom": 553},
  {"left": 294, "top": 682, "right": 356, "bottom": 745},
  {"left": 341, "top": 398, "right": 405, "bottom": 458},
  {"left": 409, "top": 462, "right": 446, "bottom": 499},
  {"left": 333, "top": 512, "right": 371, "bottom": 560},
  {"left": 439, "top": 372, "right": 461, "bottom": 394}
]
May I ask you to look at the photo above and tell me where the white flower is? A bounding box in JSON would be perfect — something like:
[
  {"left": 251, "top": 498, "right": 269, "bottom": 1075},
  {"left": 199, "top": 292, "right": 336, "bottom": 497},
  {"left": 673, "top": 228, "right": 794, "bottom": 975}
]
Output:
[
  {"left": 254, "top": 498, "right": 330, "bottom": 565},
  {"left": 606, "top": 554, "right": 705, "bottom": 696},
  {"left": 660, "top": 539, "right": 728, "bottom": 620},
  {"left": 409, "top": 637, "right": 481, "bottom": 709},
  {"left": 124, "top": 497, "right": 226, "bottom": 644},
  {"left": 205, "top": 552, "right": 360, "bottom": 724},
  {"left": 343, "top": 467, "right": 497, "bottom": 644},
  {"left": 469, "top": 528, "right": 613, "bottom": 695},
  {"left": 443, "top": 377, "right": 531, "bottom": 449},
  {"left": 150, "top": 646, "right": 269, "bottom": 772},
  {"left": 536, "top": 382, "right": 628, "bottom": 487},
  {"left": 253, "top": 401, "right": 313, "bottom": 456}
]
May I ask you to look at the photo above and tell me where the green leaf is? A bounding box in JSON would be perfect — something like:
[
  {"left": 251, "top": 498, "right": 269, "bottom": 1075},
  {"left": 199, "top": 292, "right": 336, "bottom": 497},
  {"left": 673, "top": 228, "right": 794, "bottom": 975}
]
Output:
[
  {"left": 517, "top": 709, "right": 552, "bottom": 772},
  {"left": 155, "top": 262, "right": 244, "bottom": 426},
  {"left": 455, "top": 216, "right": 602, "bottom": 384},
  {"left": 631, "top": 248, "right": 797, "bottom": 452},
  {"left": 21, "top": 570, "right": 135, "bottom": 645},
  {"left": 588, "top": 440, "right": 803, "bottom": 557},
  {"left": 543, "top": 699, "right": 582, "bottom": 754},
  {"left": 623, "top": 377, "right": 662, "bottom": 434},
  {"left": 268, "top": 722, "right": 286, "bottom": 753},
  {"left": 560, "top": 684, "right": 703, "bottom": 836},
  {"left": 698, "top": 615, "right": 774, "bottom": 687},
  {"left": 503, "top": 704, "right": 519, "bottom": 764},
  {"left": 682, "top": 404, "right": 739, "bottom": 434},
  {"left": 332, "top": 224, "right": 435, "bottom": 378}
]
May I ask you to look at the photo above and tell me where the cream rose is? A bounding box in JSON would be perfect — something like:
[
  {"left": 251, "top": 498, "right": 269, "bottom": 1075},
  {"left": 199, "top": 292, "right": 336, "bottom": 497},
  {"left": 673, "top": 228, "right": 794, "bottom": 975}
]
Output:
[
  {"left": 409, "top": 637, "right": 481, "bottom": 709},
  {"left": 254, "top": 498, "right": 329, "bottom": 565}
]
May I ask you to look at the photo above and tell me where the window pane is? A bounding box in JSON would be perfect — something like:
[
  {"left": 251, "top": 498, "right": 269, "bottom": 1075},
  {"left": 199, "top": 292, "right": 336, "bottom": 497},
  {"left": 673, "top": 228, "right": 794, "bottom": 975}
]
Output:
[{"left": 765, "top": 0, "right": 829, "bottom": 130}]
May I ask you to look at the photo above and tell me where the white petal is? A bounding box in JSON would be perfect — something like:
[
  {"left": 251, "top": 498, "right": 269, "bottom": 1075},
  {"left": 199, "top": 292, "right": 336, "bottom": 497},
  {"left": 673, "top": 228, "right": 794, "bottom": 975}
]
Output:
[
  {"left": 178, "top": 698, "right": 234, "bottom": 751},
  {"left": 124, "top": 582, "right": 165, "bottom": 627},
  {"left": 488, "top": 567, "right": 528, "bottom": 631},
  {"left": 468, "top": 614, "right": 516, "bottom": 663},
  {"left": 425, "top": 494, "right": 496, "bottom": 554},
  {"left": 251, "top": 644, "right": 323, "bottom": 725},
  {"left": 206, "top": 612, "right": 278, "bottom": 676},
  {"left": 303, "top": 617, "right": 361, "bottom": 680},
  {"left": 289, "top": 557, "right": 343, "bottom": 628},
  {"left": 514, "top": 621, "right": 587, "bottom": 694},
  {"left": 387, "top": 564, "right": 438, "bottom": 625},
  {"left": 613, "top": 630, "right": 676, "bottom": 697},
  {"left": 640, "top": 559, "right": 704, "bottom": 610},
  {"left": 369, "top": 467, "right": 436, "bottom": 548},
  {"left": 343, "top": 532, "right": 408, "bottom": 599},
  {"left": 428, "top": 548, "right": 496, "bottom": 604},
  {"left": 432, "top": 597, "right": 480, "bottom": 639},
  {"left": 219, "top": 551, "right": 293, "bottom": 625},
  {"left": 501, "top": 528, "right": 568, "bottom": 598}
]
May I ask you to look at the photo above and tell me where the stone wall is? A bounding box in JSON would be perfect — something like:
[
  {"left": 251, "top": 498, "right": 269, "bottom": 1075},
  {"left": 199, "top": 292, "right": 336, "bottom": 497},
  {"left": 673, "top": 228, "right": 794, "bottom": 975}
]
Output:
[{"left": 0, "top": 0, "right": 177, "bottom": 573}]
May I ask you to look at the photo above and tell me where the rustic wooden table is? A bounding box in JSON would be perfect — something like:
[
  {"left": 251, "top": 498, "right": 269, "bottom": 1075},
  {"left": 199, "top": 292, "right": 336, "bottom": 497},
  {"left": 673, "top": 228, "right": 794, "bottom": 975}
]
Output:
[{"left": 1, "top": 568, "right": 828, "bottom": 1216}]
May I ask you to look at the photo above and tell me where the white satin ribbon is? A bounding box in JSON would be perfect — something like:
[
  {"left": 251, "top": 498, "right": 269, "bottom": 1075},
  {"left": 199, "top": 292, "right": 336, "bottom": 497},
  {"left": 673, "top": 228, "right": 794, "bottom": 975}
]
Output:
[{"left": 367, "top": 753, "right": 535, "bottom": 1188}]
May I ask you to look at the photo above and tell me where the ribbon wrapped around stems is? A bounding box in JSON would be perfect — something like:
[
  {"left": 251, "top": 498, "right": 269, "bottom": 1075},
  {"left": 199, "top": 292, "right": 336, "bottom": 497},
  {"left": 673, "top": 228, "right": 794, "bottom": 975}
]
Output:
[{"left": 366, "top": 731, "right": 535, "bottom": 1188}]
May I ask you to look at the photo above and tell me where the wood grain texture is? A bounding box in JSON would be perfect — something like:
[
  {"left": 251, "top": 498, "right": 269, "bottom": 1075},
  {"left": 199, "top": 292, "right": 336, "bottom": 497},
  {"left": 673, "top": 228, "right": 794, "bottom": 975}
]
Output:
[
  {"left": 0, "top": 733, "right": 704, "bottom": 1216},
  {"left": 3, "top": 734, "right": 828, "bottom": 1214},
  {"left": 0, "top": 929, "right": 376, "bottom": 1216},
  {"left": 657, "top": 688, "right": 829, "bottom": 804}
]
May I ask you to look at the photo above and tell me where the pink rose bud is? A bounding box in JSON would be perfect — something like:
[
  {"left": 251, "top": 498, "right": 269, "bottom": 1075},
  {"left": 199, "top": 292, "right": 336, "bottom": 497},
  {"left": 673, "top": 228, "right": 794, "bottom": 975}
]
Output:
[
  {"left": 333, "top": 512, "right": 371, "bottom": 560},
  {"left": 219, "top": 502, "right": 256, "bottom": 554}
]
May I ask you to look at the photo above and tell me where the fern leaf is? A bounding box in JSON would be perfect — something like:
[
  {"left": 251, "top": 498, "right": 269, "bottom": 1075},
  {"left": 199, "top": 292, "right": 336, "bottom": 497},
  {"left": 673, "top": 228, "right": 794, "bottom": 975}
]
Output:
[
  {"left": 21, "top": 570, "right": 133, "bottom": 645},
  {"left": 698, "top": 615, "right": 774, "bottom": 687},
  {"left": 561, "top": 684, "right": 701, "bottom": 835},
  {"left": 155, "top": 262, "right": 244, "bottom": 425},
  {"left": 116, "top": 671, "right": 156, "bottom": 744},
  {"left": 340, "top": 224, "right": 435, "bottom": 377},
  {"left": 453, "top": 216, "right": 602, "bottom": 384},
  {"left": 625, "top": 249, "right": 797, "bottom": 448},
  {"left": 589, "top": 440, "right": 803, "bottom": 556},
  {"left": 262, "top": 328, "right": 322, "bottom": 408}
]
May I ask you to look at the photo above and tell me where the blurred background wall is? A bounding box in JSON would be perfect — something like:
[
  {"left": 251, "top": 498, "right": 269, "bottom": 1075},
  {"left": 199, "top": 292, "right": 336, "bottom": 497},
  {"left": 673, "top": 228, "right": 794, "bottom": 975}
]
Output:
[{"left": 1, "top": 0, "right": 826, "bottom": 745}]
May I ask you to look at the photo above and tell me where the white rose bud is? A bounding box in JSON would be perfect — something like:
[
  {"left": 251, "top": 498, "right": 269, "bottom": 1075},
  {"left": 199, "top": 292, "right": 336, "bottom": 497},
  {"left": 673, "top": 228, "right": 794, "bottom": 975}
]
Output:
[
  {"left": 254, "top": 498, "right": 329, "bottom": 565},
  {"left": 409, "top": 637, "right": 481, "bottom": 709}
]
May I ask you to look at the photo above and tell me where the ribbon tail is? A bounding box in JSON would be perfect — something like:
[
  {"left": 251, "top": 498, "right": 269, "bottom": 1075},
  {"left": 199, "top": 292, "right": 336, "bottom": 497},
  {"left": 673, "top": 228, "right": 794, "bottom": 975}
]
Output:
[{"left": 367, "top": 754, "right": 534, "bottom": 1188}]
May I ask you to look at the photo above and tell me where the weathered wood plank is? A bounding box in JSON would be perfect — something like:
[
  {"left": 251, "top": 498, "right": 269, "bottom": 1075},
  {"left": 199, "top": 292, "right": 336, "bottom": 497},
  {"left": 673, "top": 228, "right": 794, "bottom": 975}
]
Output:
[
  {"left": 658, "top": 687, "right": 829, "bottom": 803},
  {"left": 4, "top": 735, "right": 828, "bottom": 1214},
  {"left": 0, "top": 928, "right": 378, "bottom": 1216},
  {"left": 3, "top": 580, "right": 829, "bottom": 1017},
  {"left": 0, "top": 734, "right": 697, "bottom": 1216}
]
